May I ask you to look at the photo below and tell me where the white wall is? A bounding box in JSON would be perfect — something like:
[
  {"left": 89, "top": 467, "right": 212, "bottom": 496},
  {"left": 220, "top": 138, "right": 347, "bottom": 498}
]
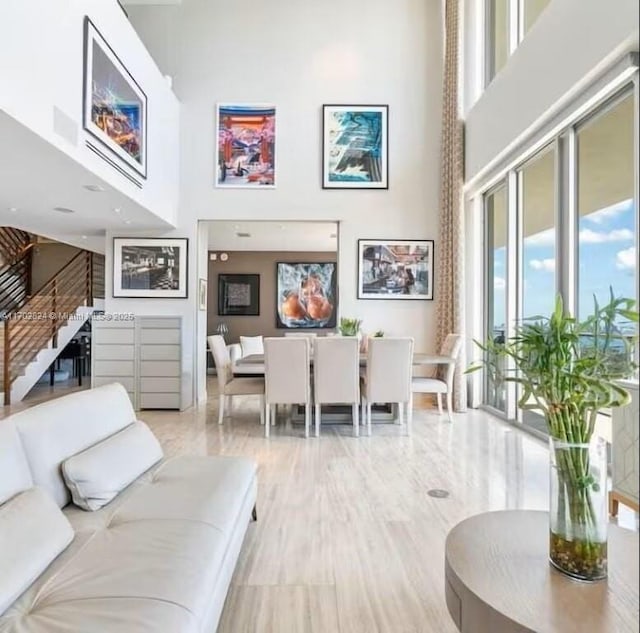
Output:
[
  {"left": 122, "top": 0, "right": 444, "bottom": 405},
  {"left": 464, "top": 0, "right": 640, "bottom": 180},
  {"left": 0, "top": 0, "right": 180, "bottom": 225}
]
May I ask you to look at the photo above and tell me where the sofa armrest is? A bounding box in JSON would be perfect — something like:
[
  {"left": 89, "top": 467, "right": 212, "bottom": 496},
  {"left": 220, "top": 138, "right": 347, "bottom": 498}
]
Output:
[{"left": 227, "top": 343, "right": 242, "bottom": 367}]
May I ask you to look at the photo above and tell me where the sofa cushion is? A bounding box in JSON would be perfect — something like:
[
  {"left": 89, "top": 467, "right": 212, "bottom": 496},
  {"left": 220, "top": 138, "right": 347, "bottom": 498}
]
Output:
[
  {"left": 240, "top": 335, "right": 264, "bottom": 357},
  {"left": 11, "top": 383, "right": 137, "bottom": 508},
  {"left": 0, "top": 421, "right": 33, "bottom": 505},
  {"left": 62, "top": 421, "right": 163, "bottom": 511},
  {"left": 0, "top": 487, "right": 74, "bottom": 616}
]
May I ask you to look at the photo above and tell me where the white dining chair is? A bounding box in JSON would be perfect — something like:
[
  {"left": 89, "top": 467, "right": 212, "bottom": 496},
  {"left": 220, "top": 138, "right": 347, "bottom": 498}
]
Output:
[
  {"left": 361, "top": 337, "right": 414, "bottom": 436},
  {"left": 313, "top": 336, "right": 360, "bottom": 437},
  {"left": 208, "top": 335, "right": 265, "bottom": 426},
  {"left": 410, "top": 333, "right": 463, "bottom": 422},
  {"left": 264, "top": 337, "right": 311, "bottom": 438}
]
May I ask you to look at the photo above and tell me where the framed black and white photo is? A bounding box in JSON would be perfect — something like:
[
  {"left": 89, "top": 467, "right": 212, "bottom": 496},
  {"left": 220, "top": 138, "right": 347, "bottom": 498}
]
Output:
[
  {"left": 113, "top": 238, "right": 188, "bottom": 298},
  {"left": 83, "top": 17, "right": 147, "bottom": 178},
  {"left": 218, "top": 274, "right": 260, "bottom": 316},
  {"left": 357, "top": 239, "right": 434, "bottom": 300},
  {"left": 322, "top": 105, "right": 388, "bottom": 189}
]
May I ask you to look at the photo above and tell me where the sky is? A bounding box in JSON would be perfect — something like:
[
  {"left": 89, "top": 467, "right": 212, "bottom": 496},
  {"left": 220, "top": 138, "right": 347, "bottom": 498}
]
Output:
[{"left": 492, "top": 198, "right": 637, "bottom": 331}]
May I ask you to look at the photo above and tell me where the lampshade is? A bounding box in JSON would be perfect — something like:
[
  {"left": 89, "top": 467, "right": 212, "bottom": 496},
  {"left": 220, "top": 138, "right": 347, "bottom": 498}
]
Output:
[{"left": 216, "top": 323, "right": 229, "bottom": 335}]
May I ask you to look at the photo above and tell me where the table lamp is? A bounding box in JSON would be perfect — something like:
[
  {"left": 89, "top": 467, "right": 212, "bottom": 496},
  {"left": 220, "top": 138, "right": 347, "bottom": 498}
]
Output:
[{"left": 216, "top": 323, "right": 229, "bottom": 341}]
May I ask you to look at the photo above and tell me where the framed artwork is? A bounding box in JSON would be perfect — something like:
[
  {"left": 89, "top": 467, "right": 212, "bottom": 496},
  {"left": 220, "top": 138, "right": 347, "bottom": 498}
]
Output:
[
  {"left": 357, "top": 239, "right": 434, "bottom": 300},
  {"left": 276, "top": 262, "right": 337, "bottom": 329},
  {"left": 198, "top": 278, "right": 207, "bottom": 311},
  {"left": 113, "top": 238, "right": 188, "bottom": 298},
  {"left": 322, "top": 105, "right": 388, "bottom": 189},
  {"left": 216, "top": 104, "right": 276, "bottom": 188},
  {"left": 83, "top": 17, "right": 147, "bottom": 178},
  {"left": 218, "top": 274, "right": 260, "bottom": 316}
]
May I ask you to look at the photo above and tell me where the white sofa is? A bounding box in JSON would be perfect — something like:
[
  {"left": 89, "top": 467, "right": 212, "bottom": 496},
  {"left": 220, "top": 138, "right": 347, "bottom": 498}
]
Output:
[
  {"left": 227, "top": 335, "right": 264, "bottom": 376},
  {"left": 0, "top": 383, "right": 257, "bottom": 633}
]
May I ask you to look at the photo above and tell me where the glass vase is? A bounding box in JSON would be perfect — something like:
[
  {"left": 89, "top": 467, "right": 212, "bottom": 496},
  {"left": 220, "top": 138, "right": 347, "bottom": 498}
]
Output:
[{"left": 549, "top": 436, "right": 608, "bottom": 581}]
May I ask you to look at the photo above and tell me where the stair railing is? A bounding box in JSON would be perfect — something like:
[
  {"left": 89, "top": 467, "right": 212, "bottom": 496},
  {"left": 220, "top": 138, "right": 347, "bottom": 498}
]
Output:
[{"left": 1, "top": 250, "right": 93, "bottom": 405}]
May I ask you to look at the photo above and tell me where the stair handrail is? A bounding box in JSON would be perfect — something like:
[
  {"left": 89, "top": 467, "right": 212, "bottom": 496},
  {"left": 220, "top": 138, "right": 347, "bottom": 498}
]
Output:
[{"left": 2, "top": 250, "right": 93, "bottom": 405}]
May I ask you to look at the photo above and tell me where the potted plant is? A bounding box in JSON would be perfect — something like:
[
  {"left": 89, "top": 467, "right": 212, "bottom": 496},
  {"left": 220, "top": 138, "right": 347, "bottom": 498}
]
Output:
[
  {"left": 338, "top": 317, "right": 362, "bottom": 337},
  {"left": 468, "top": 292, "right": 638, "bottom": 581}
]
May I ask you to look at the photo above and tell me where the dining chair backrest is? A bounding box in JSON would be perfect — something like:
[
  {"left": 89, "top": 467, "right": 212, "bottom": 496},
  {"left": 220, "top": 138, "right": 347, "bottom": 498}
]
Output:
[
  {"left": 314, "top": 336, "right": 360, "bottom": 404},
  {"left": 208, "top": 335, "right": 233, "bottom": 391},
  {"left": 438, "top": 334, "right": 463, "bottom": 385},
  {"left": 365, "top": 337, "right": 414, "bottom": 403},
  {"left": 264, "top": 337, "right": 310, "bottom": 404},
  {"left": 283, "top": 331, "right": 318, "bottom": 353}
]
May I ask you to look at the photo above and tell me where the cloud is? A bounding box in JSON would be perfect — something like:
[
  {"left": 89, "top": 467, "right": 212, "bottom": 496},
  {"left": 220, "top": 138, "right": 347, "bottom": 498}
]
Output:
[
  {"left": 579, "top": 228, "right": 634, "bottom": 244},
  {"left": 494, "top": 276, "right": 506, "bottom": 290},
  {"left": 529, "top": 258, "right": 555, "bottom": 272},
  {"left": 616, "top": 247, "right": 636, "bottom": 270},
  {"left": 525, "top": 229, "right": 555, "bottom": 246},
  {"left": 583, "top": 199, "right": 633, "bottom": 225}
]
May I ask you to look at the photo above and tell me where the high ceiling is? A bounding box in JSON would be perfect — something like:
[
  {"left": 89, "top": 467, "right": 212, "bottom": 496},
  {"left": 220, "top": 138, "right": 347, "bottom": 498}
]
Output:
[{"left": 206, "top": 221, "right": 338, "bottom": 252}]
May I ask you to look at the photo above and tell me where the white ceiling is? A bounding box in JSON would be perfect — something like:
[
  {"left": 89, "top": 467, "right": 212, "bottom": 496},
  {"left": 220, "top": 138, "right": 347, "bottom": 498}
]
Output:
[
  {"left": 121, "top": 0, "right": 181, "bottom": 5},
  {"left": 0, "top": 111, "right": 172, "bottom": 254},
  {"left": 206, "top": 221, "right": 338, "bottom": 252}
]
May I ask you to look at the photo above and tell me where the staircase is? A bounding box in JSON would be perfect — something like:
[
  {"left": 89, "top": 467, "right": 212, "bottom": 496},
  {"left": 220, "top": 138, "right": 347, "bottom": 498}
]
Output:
[{"left": 1, "top": 232, "right": 105, "bottom": 405}]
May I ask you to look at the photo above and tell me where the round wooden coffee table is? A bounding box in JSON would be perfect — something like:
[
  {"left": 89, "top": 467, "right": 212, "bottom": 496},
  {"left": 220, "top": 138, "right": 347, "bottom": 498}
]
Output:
[{"left": 444, "top": 510, "right": 639, "bottom": 633}]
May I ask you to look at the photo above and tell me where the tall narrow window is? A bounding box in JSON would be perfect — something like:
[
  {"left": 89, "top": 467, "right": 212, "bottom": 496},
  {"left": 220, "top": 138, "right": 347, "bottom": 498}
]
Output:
[
  {"left": 487, "top": 0, "right": 509, "bottom": 83},
  {"left": 577, "top": 94, "right": 636, "bottom": 320},
  {"left": 519, "top": 147, "right": 556, "bottom": 434},
  {"left": 521, "top": 147, "right": 556, "bottom": 321},
  {"left": 522, "top": 0, "right": 551, "bottom": 35},
  {"left": 485, "top": 184, "right": 508, "bottom": 412}
]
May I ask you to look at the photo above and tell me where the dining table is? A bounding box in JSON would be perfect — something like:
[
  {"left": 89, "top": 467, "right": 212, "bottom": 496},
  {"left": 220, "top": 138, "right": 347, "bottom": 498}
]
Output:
[{"left": 235, "top": 352, "right": 455, "bottom": 369}]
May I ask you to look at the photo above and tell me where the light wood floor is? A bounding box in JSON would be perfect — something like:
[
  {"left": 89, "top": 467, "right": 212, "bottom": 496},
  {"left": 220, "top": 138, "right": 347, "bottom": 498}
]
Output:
[{"left": 2, "top": 380, "right": 637, "bottom": 632}]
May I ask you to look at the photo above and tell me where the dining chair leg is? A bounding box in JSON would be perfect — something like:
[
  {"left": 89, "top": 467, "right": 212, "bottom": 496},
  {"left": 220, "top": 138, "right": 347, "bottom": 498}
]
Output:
[
  {"left": 360, "top": 396, "right": 366, "bottom": 426},
  {"left": 228, "top": 395, "right": 233, "bottom": 417},
  {"left": 437, "top": 393, "right": 443, "bottom": 415},
  {"left": 264, "top": 402, "right": 270, "bottom": 438},
  {"left": 398, "top": 402, "right": 404, "bottom": 429},
  {"left": 259, "top": 396, "right": 265, "bottom": 425},
  {"left": 446, "top": 391, "right": 453, "bottom": 423},
  {"left": 315, "top": 404, "right": 321, "bottom": 437},
  {"left": 352, "top": 403, "right": 359, "bottom": 438},
  {"left": 304, "top": 402, "right": 310, "bottom": 438},
  {"left": 408, "top": 394, "right": 413, "bottom": 435},
  {"left": 271, "top": 404, "right": 277, "bottom": 426},
  {"left": 367, "top": 402, "right": 372, "bottom": 437},
  {"left": 218, "top": 393, "right": 225, "bottom": 425}
]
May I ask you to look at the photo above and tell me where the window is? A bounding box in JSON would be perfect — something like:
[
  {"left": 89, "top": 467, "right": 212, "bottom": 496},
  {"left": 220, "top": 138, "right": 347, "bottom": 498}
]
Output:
[
  {"left": 522, "top": 0, "right": 551, "bottom": 36},
  {"left": 486, "top": 0, "right": 552, "bottom": 85},
  {"left": 485, "top": 184, "right": 508, "bottom": 412},
  {"left": 478, "top": 82, "right": 638, "bottom": 437},
  {"left": 577, "top": 94, "right": 636, "bottom": 321},
  {"left": 487, "top": 0, "right": 509, "bottom": 83}
]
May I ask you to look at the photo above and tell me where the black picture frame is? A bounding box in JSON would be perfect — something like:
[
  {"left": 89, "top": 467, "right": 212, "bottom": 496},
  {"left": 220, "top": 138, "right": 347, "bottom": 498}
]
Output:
[
  {"left": 357, "top": 239, "right": 434, "bottom": 300},
  {"left": 218, "top": 274, "right": 260, "bottom": 316},
  {"left": 322, "top": 104, "right": 389, "bottom": 189},
  {"left": 83, "top": 16, "right": 148, "bottom": 179},
  {"left": 113, "top": 237, "right": 188, "bottom": 299},
  {"left": 276, "top": 262, "right": 337, "bottom": 329}
]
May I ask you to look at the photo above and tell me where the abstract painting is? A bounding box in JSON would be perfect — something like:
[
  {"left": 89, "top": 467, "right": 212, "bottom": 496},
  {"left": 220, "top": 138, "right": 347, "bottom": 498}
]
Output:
[
  {"left": 83, "top": 17, "right": 147, "bottom": 178},
  {"left": 276, "top": 263, "right": 337, "bottom": 329},
  {"left": 323, "top": 105, "right": 388, "bottom": 189},
  {"left": 216, "top": 104, "right": 276, "bottom": 187},
  {"left": 357, "top": 240, "right": 434, "bottom": 300},
  {"left": 113, "top": 238, "right": 188, "bottom": 298},
  {"left": 218, "top": 274, "right": 260, "bottom": 316}
]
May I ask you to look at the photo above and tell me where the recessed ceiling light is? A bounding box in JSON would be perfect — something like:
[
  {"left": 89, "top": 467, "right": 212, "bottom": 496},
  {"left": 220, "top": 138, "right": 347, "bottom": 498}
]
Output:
[
  {"left": 81, "top": 235, "right": 87, "bottom": 240},
  {"left": 113, "top": 207, "right": 122, "bottom": 214},
  {"left": 8, "top": 207, "right": 19, "bottom": 213},
  {"left": 124, "top": 219, "right": 132, "bottom": 225},
  {"left": 84, "top": 184, "right": 106, "bottom": 192},
  {"left": 234, "top": 225, "right": 240, "bottom": 230},
  {"left": 53, "top": 206, "right": 75, "bottom": 214}
]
